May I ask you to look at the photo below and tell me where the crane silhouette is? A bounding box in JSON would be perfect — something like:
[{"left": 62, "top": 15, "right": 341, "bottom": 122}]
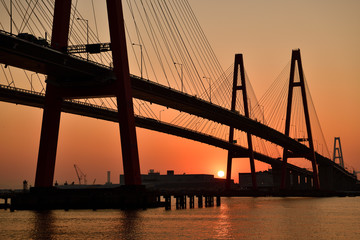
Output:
[{"left": 74, "top": 164, "right": 87, "bottom": 185}]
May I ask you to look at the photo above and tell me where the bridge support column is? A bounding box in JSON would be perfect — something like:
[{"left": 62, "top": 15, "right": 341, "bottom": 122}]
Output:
[
  {"left": 307, "top": 176, "right": 313, "bottom": 188},
  {"left": 319, "top": 163, "right": 357, "bottom": 191},
  {"left": 35, "top": 86, "right": 63, "bottom": 187},
  {"left": 271, "top": 165, "right": 282, "bottom": 189},
  {"left": 164, "top": 196, "right": 171, "bottom": 210},
  {"left": 299, "top": 174, "right": 307, "bottom": 190},
  {"left": 175, "top": 196, "right": 180, "bottom": 209},
  {"left": 272, "top": 165, "right": 291, "bottom": 190},
  {"left": 281, "top": 49, "right": 320, "bottom": 190},
  {"left": 333, "top": 137, "right": 344, "bottom": 167},
  {"left": 318, "top": 164, "right": 335, "bottom": 191},
  {"left": 291, "top": 172, "right": 299, "bottom": 189},
  {"left": 189, "top": 195, "right": 194, "bottom": 208},
  {"left": 286, "top": 170, "right": 291, "bottom": 188},
  {"left": 205, "top": 196, "right": 214, "bottom": 207},
  {"left": 107, "top": 0, "right": 141, "bottom": 185},
  {"left": 35, "top": 0, "right": 142, "bottom": 187},
  {"left": 175, "top": 195, "right": 186, "bottom": 209},
  {"left": 35, "top": 0, "right": 71, "bottom": 188},
  {"left": 197, "top": 195, "right": 203, "bottom": 208},
  {"left": 216, "top": 196, "right": 221, "bottom": 207},
  {"left": 226, "top": 54, "right": 257, "bottom": 191}
]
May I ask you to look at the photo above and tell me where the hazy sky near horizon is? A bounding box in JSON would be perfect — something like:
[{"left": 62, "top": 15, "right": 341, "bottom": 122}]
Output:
[{"left": 0, "top": 0, "right": 360, "bottom": 188}]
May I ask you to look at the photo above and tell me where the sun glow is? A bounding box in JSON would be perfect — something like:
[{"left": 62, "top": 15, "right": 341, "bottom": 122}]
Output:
[{"left": 217, "top": 170, "right": 225, "bottom": 178}]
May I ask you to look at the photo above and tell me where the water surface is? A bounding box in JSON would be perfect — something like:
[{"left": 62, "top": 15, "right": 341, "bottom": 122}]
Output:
[{"left": 1, "top": 197, "right": 359, "bottom": 239}]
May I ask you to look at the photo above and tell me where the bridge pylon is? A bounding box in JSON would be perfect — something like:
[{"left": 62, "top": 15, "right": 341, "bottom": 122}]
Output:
[
  {"left": 226, "top": 54, "right": 257, "bottom": 190},
  {"left": 333, "top": 137, "right": 344, "bottom": 168},
  {"left": 35, "top": 0, "right": 141, "bottom": 187},
  {"left": 281, "top": 49, "right": 320, "bottom": 190}
]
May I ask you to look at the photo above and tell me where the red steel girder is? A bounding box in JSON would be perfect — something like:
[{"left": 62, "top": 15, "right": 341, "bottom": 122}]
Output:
[
  {"left": 35, "top": 0, "right": 71, "bottom": 187},
  {"left": 106, "top": 0, "right": 141, "bottom": 185}
]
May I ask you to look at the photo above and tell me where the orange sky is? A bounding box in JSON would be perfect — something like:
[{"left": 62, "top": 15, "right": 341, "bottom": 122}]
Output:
[{"left": 1, "top": 0, "right": 360, "bottom": 188}]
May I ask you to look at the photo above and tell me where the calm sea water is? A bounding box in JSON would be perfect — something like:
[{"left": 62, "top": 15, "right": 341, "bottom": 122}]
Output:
[{"left": 1, "top": 197, "right": 359, "bottom": 240}]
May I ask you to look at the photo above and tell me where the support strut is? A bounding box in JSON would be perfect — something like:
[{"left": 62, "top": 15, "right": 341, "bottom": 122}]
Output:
[
  {"left": 35, "top": 0, "right": 71, "bottom": 187},
  {"left": 106, "top": 0, "right": 141, "bottom": 185}
]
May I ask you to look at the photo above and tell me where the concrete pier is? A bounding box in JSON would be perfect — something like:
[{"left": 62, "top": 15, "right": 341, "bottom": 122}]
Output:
[
  {"left": 164, "top": 196, "right": 171, "bottom": 210},
  {"left": 189, "top": 195, "right": 194, "bottom": 208},
  {"left": 8, "top": 186, "right": 161, "bottom": 210},
  {"left": 197, "top": 195, "right": 203, "bottom": 208},
  {"left": 205, "top": 196, "right": 214, "bottom": 207},
  {"left": 216, "top": 196, "right": 221, "bottom": 206}
]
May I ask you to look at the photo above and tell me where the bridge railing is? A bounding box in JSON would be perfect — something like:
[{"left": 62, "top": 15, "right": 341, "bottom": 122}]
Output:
[
  {"left": 0, "top": 29, "right": 17, "bottom": 38},
  {"left": 0, "top": 84, "right": 45, "bottom": 96},
  {"left": 0, "top": 84, "right": 117, "bottom": 113}
]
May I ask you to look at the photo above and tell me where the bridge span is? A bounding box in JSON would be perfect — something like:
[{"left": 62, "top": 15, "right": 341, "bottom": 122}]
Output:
[{"left": 0, "top": 30, "right": 357, "bottom": 191}]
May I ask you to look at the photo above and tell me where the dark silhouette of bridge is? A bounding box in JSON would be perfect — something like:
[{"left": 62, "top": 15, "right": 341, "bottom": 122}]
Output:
[{"left": 0, "top": 0, "right": 358, "bottom": 193}]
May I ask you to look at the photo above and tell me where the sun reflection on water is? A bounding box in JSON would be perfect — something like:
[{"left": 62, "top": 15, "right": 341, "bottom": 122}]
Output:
[{"left": 1, "top": 197, "right": 360, "bottom": 239}]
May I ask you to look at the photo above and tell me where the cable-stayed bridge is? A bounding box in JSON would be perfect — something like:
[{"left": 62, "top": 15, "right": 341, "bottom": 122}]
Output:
[{"left": 0, "top": 0, "right": 358, "bottom": 193}]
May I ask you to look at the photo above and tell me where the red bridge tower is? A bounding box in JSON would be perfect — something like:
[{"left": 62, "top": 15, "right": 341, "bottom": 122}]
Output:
[{"left": 35, "top": 0, "right": 141, "bottom": 187}]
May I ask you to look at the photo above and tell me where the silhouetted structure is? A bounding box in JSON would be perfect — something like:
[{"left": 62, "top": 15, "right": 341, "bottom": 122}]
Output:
[
  {"left": 281, "top": 49, "right": 320, "bottom": 190},
  {"left": 35, "top": 0, "right": 141, "bottom": 188},
  {"left": 226, "top": 54, "right": 257, "bottom": 190},
  {"left": 120, "top": 170, "right": 231, "bottom": 192},
  {"left": 0, "top": 1, "right": 358, "bottom": 199},
  {"left": 333, "top": 137, "right": 344, "bottom": 168},
  {"left": 239, "top": 171, "right": 273, "bottom": 190}
]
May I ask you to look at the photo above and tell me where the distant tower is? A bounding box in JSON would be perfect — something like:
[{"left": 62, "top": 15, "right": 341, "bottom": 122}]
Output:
[
  {"left": 226, "top": 54, "right": 257, "bottom": 190},
  {"left": 333, "top": 137, "right": 344, "bottom": 168},
  {"left": 281, "top": 49, "right": 320, "bottom": 190},
  {"left": 107, "top": 171, "right": 112, "bottom": 184}
]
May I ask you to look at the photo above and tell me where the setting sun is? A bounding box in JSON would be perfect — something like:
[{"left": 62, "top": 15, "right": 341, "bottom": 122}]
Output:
[{"left": 217, "top": 170, "right": 225, "bottom": 178}]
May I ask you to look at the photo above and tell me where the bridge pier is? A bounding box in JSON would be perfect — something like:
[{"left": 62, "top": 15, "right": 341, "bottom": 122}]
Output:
[
  {"left": 298, "top": 174, "right": 307, "bottom": 190},
  {"left": 318, "top": 163, "right": 357, "bottom": 191},
  {"left": 272, "top": 165, "right": 291, "bottom": 189},
  {"left": 35, "top": 0, "right": 71, "bottom": 188},
  {"left": 271, "top": 165, "right": 281, "bottom": 189},
  {"left": 205, "top": 196, "right": 214, "bottom": 207},
  {"left": 189, "top": 195, "right": 194, "bottom": 208},
  {"left": 160, "top": 194, "right": 219, "bottom": 210},
  {"left": 197, "top": 195, "right": 203, "bottom": 208},
  {"left": 164, "top": 196, "right": 171, "bottom": 210},
  {"left": 318, "top": 164, "right": 335, "bottom": 191},
  {"left": 3, "top": 198, "right": 9, "bottom": 210},
  {"left": 175, "top": 195, "right": 186, "bottom": 209},
  {"left": 216, "top": 196, "right": 221, "bottom": 207},
  {"left": 308, "top": 176, "right": 313, "bottom": 188},
  {"left": 291, "top": 172, "right": 299, "bottom": 189},
  {"left": 175, "top": 196, "right": 180, "bottom": 209}
]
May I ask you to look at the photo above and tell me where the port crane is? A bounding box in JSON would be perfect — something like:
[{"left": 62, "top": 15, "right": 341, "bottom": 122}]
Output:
[{"left": 74, "top": 164, "right": 87, "bottom": 185}]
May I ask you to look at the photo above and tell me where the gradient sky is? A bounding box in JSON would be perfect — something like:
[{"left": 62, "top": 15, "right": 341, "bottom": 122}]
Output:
[{"left": 1, "top": 0, "right": 360, "bottom": 188}]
